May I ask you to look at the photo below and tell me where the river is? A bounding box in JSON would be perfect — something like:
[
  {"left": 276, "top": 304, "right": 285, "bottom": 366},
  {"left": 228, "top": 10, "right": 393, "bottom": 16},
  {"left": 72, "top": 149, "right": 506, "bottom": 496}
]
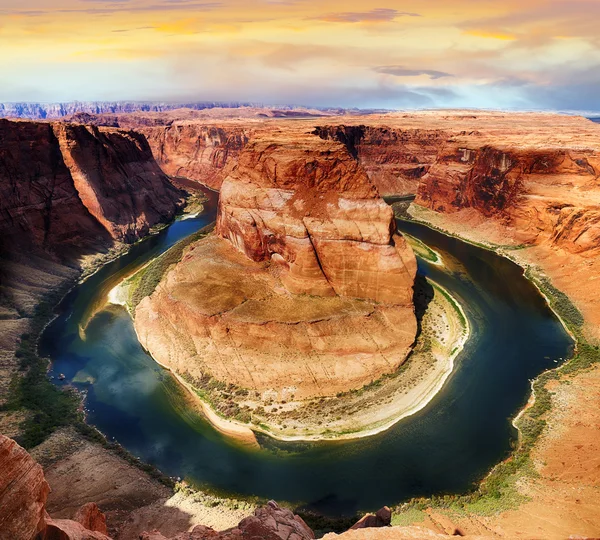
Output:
[{"left": 41, "top": 187, "right": 573, "bottom": 516}]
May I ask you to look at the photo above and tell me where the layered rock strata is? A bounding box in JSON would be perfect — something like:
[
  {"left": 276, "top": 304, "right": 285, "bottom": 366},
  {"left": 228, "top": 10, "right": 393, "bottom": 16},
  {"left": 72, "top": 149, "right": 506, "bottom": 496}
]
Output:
[
  {"left": 0, "top": 119, "right": 183, "bottom": 254},
  {"left": 0, "top": 118, "right": 183, "bottom": 407},
  {"left": 141, "top": 124, "right": 251, "bottom": 190},
  {"left": 0, "top": 435, "right": 110, "bottom": 540},
  {"left": 216, "top": 135, "right": 416, "bottom": 304},
  {"left": 314, "top": 125, "right": 443, "bottom": 196},
  {"left": 417, "top": 143, "right": 600, "bottom": 252},
  {"left": 135, "top": 133, "right": 417, "bottom": 400},
  {"left": 141, "top": 501, "right": 315, "bottom": 540},
  {"left": 0, "top": 435, "right": 49, "bottom": 539}
]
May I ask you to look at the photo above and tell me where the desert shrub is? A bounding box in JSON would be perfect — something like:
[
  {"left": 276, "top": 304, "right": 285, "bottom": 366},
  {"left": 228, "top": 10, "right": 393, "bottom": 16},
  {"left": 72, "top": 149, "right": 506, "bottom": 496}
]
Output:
[{"left": 129, "top": 224, "right": 213, "bottom": 308}]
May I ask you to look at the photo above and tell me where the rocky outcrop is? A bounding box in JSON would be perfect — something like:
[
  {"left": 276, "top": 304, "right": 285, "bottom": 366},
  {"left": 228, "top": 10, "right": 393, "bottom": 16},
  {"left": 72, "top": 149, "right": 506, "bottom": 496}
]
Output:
[
  {"left": 217, "top": 135, "right": 416, "bottom": 304},
  {"left": 314, "top": 125, "right": 443, "bottom": 196},
  {"left": 135, "top": 132, "right": 417, "bottom": 401},
  {"left": 52, "top": 123, "right": 184, "bottom": 242},
  {"left": 73, "top": 503, "right": 108, "bottom": 536},
  {"left": 0, "top": 119, "right": 183, "bottom": 255},
  {"left": 141, "top": 124, "right": 251, "bottom": 190},
  {"left": 349, "top": 507, "right": 391, "bottom": 530},
  {"left": 141, "top": 501, "right": 314, "bottom": 540},
  {"left": 0, "top": 435, "right": 110, "bottom": 540},
  {"left": 40, "top": 518, "right": 111, "bottom": 540},
  {"left": 0, "top": 435, "right": 49, "bottom": 540},
  {"left": 416, "top": 143, "right": 600, "bottom": 254},
  {"left": 0, "top": 120, "right": 110, "bottom": 259}
]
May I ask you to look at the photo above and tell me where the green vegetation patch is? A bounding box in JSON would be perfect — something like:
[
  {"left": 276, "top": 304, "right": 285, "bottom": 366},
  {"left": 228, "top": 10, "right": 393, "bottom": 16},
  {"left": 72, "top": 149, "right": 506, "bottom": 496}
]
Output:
[
  {"left": 127, "top": 224, "right": 214, "bottom": 310},
  {"left": 2, "top": 287, "right": 80, "bottom": 448},
  {"left": 403, "top": 232, "right": 441, "bottom": 264}
]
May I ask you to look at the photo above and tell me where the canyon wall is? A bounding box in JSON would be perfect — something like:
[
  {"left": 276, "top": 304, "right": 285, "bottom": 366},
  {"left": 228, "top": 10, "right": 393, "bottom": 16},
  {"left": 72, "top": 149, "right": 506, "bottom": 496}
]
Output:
[
  {"left": 314, "top": 125, "right": 443, "bottom": 196},
  {"left": 140, "top": 124, "right": 251, "bottom": 190},
  {"left": 313, "top": 114, "right": 600, "bottom": 261},
  {"left": 417, "top": 143, "right": 600, "bottom": 254},
  {"left": 0, "top": 119, "right": 183, "bottom": 408},
  {"left": 135, "top": 130, "right": 417, "bottom": 400},
  {"left": 0, "top": 119, "right": 183, "bottom": 256}
]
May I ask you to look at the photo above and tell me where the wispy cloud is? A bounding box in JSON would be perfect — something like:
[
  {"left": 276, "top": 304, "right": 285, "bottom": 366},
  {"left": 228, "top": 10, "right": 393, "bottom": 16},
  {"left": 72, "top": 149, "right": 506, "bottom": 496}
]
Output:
[
  {"left": 311, "top": 8, "right": 420, "bottom": 24},
  {"left": 374, "top": 66, "right": 453, "bottom": 80},
  {"left": 0, "top": 0, "right": 598, "bottom": 112},
  {"left": 1, "top": 1, "right": 222, "bottom": 16}
]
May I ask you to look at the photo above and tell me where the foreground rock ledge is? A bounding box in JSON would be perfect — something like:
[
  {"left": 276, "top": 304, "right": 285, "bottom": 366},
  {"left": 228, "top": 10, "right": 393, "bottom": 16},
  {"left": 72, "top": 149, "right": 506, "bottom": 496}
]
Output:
[{"left": 134, "top": 133, "right": 417, "bottom": 401}]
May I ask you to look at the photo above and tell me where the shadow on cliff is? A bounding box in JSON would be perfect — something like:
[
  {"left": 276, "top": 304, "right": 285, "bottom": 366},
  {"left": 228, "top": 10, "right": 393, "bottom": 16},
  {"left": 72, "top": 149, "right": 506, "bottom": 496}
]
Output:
[{"left": 413, "top": 274, "right": 434, "bottom": 341}]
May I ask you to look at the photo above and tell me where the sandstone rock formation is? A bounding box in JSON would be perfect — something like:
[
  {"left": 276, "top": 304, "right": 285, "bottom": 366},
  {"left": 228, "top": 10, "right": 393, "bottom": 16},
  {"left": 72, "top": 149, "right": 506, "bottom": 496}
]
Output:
[
  {"left": 140, "top": 501, "right": 314, "bottom": 540},
  {"left": 314, "top": 125, "right": 443, "bottom": 196},
  {"left": 216, "top": 135, "right": 416, "bottom": 303},
  {"left": 0, "top": 435, "right": 49, "bottom": 540},
  {"left": 0, "top": 119, "right": 183, "bottom": 254},
  {"left": 349, "top": 507, "right": 391, "bottom": 530},
  {"left": 417, "top": 143, "right": 600, "bottom": 251},
  {"left": 73, "top": 503, "right": 108, "bottom": 536},
  {"left": 134, "top": 132, "right": 417, "bottom": 401},
  {"left": 0, "top": 435, "right": 110, "bottom": 540},
  {"left": 141, "top": 124, "right": 251, "bottom": 190},
  {"left": 52, "top": 123, "right": 184, "bottom": 243}
]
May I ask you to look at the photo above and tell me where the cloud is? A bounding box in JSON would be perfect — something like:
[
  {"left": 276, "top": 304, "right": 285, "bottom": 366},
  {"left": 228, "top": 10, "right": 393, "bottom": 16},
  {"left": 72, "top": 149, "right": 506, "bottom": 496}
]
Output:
[
  {"left": 312, "top": 8, "right": 420, "bottom": 24},
  {"left": 374, "top": 66, "right": 454, "bottom": 80},
  {"left": 0, "top": 1, "right": 222, "bottom": 16},
  {"left": 459, "top": 0, "right": 600, "bottom": 48}
]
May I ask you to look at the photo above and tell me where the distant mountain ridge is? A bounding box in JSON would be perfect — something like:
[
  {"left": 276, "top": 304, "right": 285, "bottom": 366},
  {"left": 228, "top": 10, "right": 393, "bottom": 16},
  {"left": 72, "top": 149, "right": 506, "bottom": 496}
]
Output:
[
  {"left": 0, "top": 101, "right": 355, "bottom": 120},
  {"left": 0, "top": 101, "right": 262, "bottom": 119}
]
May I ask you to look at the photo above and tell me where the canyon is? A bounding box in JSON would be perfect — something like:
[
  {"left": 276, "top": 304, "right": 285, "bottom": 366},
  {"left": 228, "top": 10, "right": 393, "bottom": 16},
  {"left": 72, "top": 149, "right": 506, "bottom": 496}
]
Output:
[
  {"left": 133, "top": 129, "right": 418, "bottom": 415},
  {"left": 0, "top": 109, "right": 599, "bottom": 539},
  {"left": 0, "top": 119, "right": 184, "bottom": 427}
]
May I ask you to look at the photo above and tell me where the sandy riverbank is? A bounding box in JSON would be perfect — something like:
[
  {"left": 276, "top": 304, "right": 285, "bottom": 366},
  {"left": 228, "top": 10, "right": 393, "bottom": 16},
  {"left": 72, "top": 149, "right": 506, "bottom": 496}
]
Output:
[{"left": 109, "top": 253, "right": 469, "bottom": 442}]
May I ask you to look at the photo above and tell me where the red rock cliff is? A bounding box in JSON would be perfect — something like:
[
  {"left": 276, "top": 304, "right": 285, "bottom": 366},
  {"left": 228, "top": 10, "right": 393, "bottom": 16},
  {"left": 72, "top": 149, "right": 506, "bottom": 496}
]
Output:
[
  {"left": 0, "top": 119, "right": 183, "bottom": 257},
  {"left": 416, "top": 139, "right": 600, "bottom": 254},
  {"left": 141, "top": 123, "right": 251, "bottom": 190},
  {"left": 217, "top": 133, "right": 416, "bottom": 305},
  {"left": 314, "top": 125, "right": 443, "bottom": 197}
]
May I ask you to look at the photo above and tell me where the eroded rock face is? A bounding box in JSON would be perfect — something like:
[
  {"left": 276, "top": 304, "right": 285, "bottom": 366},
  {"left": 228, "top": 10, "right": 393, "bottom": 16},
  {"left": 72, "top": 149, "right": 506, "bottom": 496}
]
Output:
[
  {"left": 135, "top": 132, "right": 417, "bottom": 399},
  {"left": 350, "top": 507, "right": 391, "bottom": 530},
  {"left": 0, "top": 435, "right": 49, "bottom": 540},
  {"left": 141, "top": 501, "right": 314, "bottom": 540},
  {"left": 0, "top": 435, "right": 112, "bottom": 540},
  {"left": 41, "top": 518, "right": 111, "bottom": 540},
  {"left": 314, "top": 125, "right": 443, "bottom": 196},
  {"left": 74, "top": 503, "right": 108, "bottom": 535},
  {"left": 0, "top": 119, "right": 183, "bottom": 256},
  {"left": 0, "top": 120, "right": 111, "bottom": 258},
  {"left": 417, "top": 143, "right": 600, "bottom": 254},
  {"left": 141, "top": 124, "right": 251, "bottom": 190},
  {"left": 53, "top": 123, "right": 184, "bottom": 243},
  {"left": 217, "top": 135, "right": 416, "bottom": 305}
]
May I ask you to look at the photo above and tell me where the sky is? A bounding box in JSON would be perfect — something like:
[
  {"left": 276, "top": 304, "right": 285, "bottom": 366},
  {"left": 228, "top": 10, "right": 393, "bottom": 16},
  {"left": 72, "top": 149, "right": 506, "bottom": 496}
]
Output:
[{"left": 1, "top": 0, "right": 599, "bottom": 111}]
